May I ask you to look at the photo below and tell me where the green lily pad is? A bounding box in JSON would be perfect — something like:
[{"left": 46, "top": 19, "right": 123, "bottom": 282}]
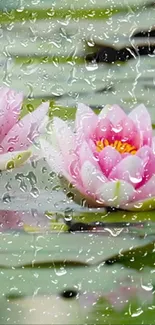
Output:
[
  {"left": 123, "top": 198, "right": 155, "bottom": 212},
  {"left": 0, "top": 231, "right": 153, "bottom": 268},
  {"left": 105, "top": 242, "right": 155, "bottom": 270},
  {"left": 0, "top": 7, "right": 128, "bottom": 24},
  {"left": 66, "top": 208, "right": 155, "bottom": 224},
  {"left": 87, "top": 296, "right": 155, "bottom": 325},
  {"left": 17, "top": 260, "right": 89, "bottom": 269}
]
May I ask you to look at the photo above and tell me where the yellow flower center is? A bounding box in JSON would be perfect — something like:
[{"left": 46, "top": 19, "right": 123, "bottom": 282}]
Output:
[{"left": 96, "top": 139, "right": 137, "bottom": 155}]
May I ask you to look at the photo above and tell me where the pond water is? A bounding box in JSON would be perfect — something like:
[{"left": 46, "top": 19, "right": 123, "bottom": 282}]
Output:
[{"left": 0, "top": 0, "right": 155, "bottom": 324}]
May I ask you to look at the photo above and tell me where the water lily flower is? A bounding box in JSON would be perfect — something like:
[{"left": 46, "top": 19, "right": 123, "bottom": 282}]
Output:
[
  {"left": 40, "top": 103, "right": 155, "bottom": 211},
  {"left": 0, "top": 87, "right": 49, "bottom": 170}
]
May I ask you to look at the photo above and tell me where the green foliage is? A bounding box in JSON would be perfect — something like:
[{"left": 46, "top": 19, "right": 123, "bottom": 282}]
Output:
[{"left": 86, "top": 297, "right": 155, "bottom": 325}]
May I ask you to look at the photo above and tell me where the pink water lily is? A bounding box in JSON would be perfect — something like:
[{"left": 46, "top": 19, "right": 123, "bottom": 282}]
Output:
[
  {"left": 0, "top": 87, "right": 49, "bottom": 170},
  {"left": 41, "top": 103, "right": 155, "bottom": 211}
]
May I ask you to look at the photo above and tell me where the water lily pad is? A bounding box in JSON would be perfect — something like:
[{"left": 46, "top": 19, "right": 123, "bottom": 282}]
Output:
[
  {"left": 123, "top": 198, "right": 155, "bottom": 212},
  {"left": 0, "top": 230, "right": 153, "bottom": 268},
  {"left": 105, "top": 242, "right": 155, "bottom": 270},
  {"left": 87, "top": 295, "right": 155, "bottom": 325},
  {"left": 70, "top": 209, "right": 155, "bottom": 224}
]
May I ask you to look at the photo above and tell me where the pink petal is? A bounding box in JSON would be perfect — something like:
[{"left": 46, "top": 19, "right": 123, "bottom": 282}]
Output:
[
  {"left": 0, "top": 102, "right": 49, "bottom": 153},
  {"left": 136, "top": 146, "right": 155, "bottom": 187},
  {"left": 109, "top": 156, "right": 145, "bottom": 188},
  {"left": 98, "top": 146, "right": 122, "bottom": 177},
  {"left": 40, "top": 138, "right": 83, "bottom": 190},
  {"left": 0, "top": 87, "right": 23, "bottom": 143},
  {"left": 40, "top": 138, "right": 68, "bottom": 177},
  {"left": 95, "top": 115, "right": 141, "bottom": 148},
  {"left": 69, "top": 158, "right": 81, "bottom": 182},
  {"left": 52, "top": 116, "right": 77, "bottom": 171},
  {"left": 75, "top": 103, "right": 98, "bottom": 143},
  {"left": 152, "top": 136, "right": 155, "bottom": 154},
  {"left": 116, "top": 116, "right": 141, "bottom": 148},
  {"left": 79, "top": 141, "right": 99, "bottom": 169},
  {"left": 80, "top": 160, "right": 107, "bottom": 197},
  {"left": 133, "top": 175, "right": 155, "bottom": 202},
  {"left": 96, "top": 180, "right": 134, "bottom": 207},
  {"left": 41, "top": 141, "right": 94, "bottom": 205},
  {"left": 88, "top": 139, "right": 97, "bottom": 157},
  {"left": 128, "top": 104, "right": 152, "bottom": 146},
  {"left": 98, "top": 104, "right": 127, "bottom": 126},
  {"left": 95, "top": 118, "right": 113, "bottom": 142}
]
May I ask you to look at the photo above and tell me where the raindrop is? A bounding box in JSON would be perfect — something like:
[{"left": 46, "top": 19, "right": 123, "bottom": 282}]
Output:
[
  {"left": 5, "top": 182, "right": 12, "bottom": 191},
  {"left": 112, "top": 125, "right": 123, "bottom": 133},
  {"left": 131, "top": 308, "right": 143, "bottom": 317},
  {"left": 27, "top": 104, "right": 34, "bottom": 113},
  {"left": 104, "top": 227, "right": 123, "bottom": 237},
  {"left": 20, "top": 180, "right": 27, "bottom": 193},
  {"left": 26, "top": 171, "right": 37, "bottom": 187},
  {"left": 132, "top": 202, "right": 143, "bottom": 209},
  {"left": 129, "top": 175, "right": 142, "bottom": 184},
  {"left": 85, "top": 63, "right": 98, "bottom": 71},
  {"left": 47, "top": 9, "right": 55, "bottom": 17},
  {"left": 30, "top": 187, "right": 40, "bottom": 198},
  {"left": 31, "top": 0, "right": 40, "bottom": 4},
  {"left": 31, "top": 209, "right": 40, "bottom": 220},
  {"left": 64, "top": 208, "right": 73, "bottom": 222},
  {"left": 2, "top": 193, "right": 11, "bottom": 203},
  {"left": 141, "top": 283, "right": 153, "bottom": 292},
  {"left": 55, "top": 267, "right": 67, "bottom": 277},
  {"left": 6, "top": 160, "right": 15, "bottom": 170},
  {"left": 42, "top": 167, "right": 47, "bottom": 174},
  {"left": 20, "top": 62, "right": 39, "bottom": 75},
  {"left": 66, "top": 191, "right": 75, "bottom": 200},
  {"left": 33, "top": 272, "right": 39, "bottom": 279},
  {"left": 52, "top": 185, "right": 61, "bottom": 191},
  {"left": 87, "top": 40, "right": 95, "bottom": 47}
]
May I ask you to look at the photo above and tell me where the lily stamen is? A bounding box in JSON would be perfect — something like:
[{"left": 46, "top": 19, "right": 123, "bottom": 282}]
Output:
[{"left": 96, "top": 139, "right": 137, "bottom": 155}]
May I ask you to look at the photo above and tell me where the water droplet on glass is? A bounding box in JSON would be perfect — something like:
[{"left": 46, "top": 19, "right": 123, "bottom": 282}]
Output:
[
  {"left": 26, "top": 171, "right": 37, "bottom": 186},
  {"left": 6, "top": 160, "right": 15, "bottom": 170},
  {"left": 129, "top": 175, "right": 142, "bottom": 184},
  {"left": 2, "top": 193, "right": 11, "bottom": 203},
  {"left": 131, "top": 308, "right": 143, "bottom": 317},
  {"left": 64, "top": 208, "right": 73, "bottom": 222},
  {"left": 85, "top": 63, "right": 98, "bottom": 71},
  {"left": 132, "top": 202, "right": 143, "bottom": 209},
  {"left": 112, "top": 125, "right": 123, "bottom": 133},
  {"left": 55, "top": 267, "right": 67, "bottom": 276},
  {"left": 66, "top": 191, "right": 75, "bottom": 200},
  {"left": 27, "top": 104, "right": 34, "bottom": 113},
  {"left": 20, "top": 180, "right": 27, "bottom": 193},
  {"left": 5, "top": 182, "right": 12, "bottom": 191},
  {"left": 141, "top": 283, "right": 153, "bottom": 292},
  {"left": 30, "top": 187, "right": 40, "bottom": 198}
]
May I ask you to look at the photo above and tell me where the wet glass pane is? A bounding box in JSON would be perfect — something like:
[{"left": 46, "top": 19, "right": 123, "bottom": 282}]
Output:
[{"left": 0, "top": 0, "right": 155, "bottom": 324}]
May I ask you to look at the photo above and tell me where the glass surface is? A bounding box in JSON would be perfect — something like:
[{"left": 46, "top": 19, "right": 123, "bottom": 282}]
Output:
[{"left": 0, "top": 0, "right": 155, "bottom": 324}]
